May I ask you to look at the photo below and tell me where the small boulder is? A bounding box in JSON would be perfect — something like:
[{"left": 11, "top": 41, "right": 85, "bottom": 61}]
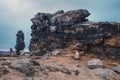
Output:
[
  {"left": 10, "top": 58, "right": 33, "bottom": 73},
  {"left": 50, "top": 26, "right": 57, "bottom": 32},
  {"left": 0, "top": 60, "right": 11, "bottom": 66},
  {"left": 73, "top": 50, "right": 80, "bottom": 60},
  {"left": 92, "top": 38, "right": 103, "bottom": 45},
  {"left": 53, "top": 10, "right": 64, "bottom": 16},
  {"left": 112, "top": 66, "right": 120, "bottom": 74},
  {"left": 91, "top": 68, "right": 119, "bottom": 80},
  {"left": 51, "top": 49, "right": 61, "bottom": 56},
  {"left": 22, "top": 77, "right": 32, "bottom": 80},
  {"left": 87, "top": 59, "right": 104, "bottom": 69},
  {"left": 104, "top": 36, "right": 120, "bottom": 48},
  {"left": 0, "top": 66, "right": 9, "bottom": 77}
]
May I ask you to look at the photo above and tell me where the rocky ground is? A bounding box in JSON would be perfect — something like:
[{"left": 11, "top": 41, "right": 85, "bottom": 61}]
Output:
[
  {"left": 1, "top": 9, "right": 120, "bottom": 80},
  {"left": 0, "top": 49, "right": 120, "bottom": 80}
]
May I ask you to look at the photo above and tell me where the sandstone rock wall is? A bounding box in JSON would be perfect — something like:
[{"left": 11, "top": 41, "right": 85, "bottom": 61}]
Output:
[{"left": 29, "top": 9, "right": 120, "bottom": 58}]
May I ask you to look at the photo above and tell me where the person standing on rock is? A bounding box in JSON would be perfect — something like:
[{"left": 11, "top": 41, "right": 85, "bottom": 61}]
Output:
[
  {"left": 10, "top": 48, "right": 13, "bottom": 55},
  {"left": 15, "top": 30, "right": 25, "bottom": 55}
]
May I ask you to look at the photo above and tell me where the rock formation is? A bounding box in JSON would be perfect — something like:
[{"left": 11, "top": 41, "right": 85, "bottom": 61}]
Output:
[
  {"left": 29, "top": 9, "right": 120, "bottom": 58},
  {"left": 15, "top": 30, "right": 25, "bottom": 55},
  {"left": 0, "top": 9, "right": 120, "bottom": 80}
]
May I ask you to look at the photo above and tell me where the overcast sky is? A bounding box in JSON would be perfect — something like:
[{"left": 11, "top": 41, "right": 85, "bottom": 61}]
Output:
[{"left": 0, "top": 0, "right": 120, "bottom": 50}]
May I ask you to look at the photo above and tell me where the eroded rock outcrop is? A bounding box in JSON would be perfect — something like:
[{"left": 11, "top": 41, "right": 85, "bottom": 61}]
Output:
[
  {"left": 15, "top": 30, "right": 25, "bottom": 55},
  {"left": 29, "top": 9, "right": 120, "bottom": 58}
]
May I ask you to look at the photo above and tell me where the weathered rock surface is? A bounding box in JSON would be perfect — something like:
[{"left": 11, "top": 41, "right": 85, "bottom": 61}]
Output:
[
  {"left": 22, "top": 77, "right": 33, "bottom": 80},
  {"left": 0, "top": 60, "right": 11, "bottom": 66},
  {"left": 91, "top": 68, "right": 119, "bottom": 80},
  {"left": 10, "top": 58, "right": 34, "bottom": 77},
  {"left": 51, "top": 49, "right": 61, "bottom": 56},
  {"left": 0, "top": 66, "right": 9, "bottom": 77},
  {"left": 29, "top": 9, "right": 120, "bottom": 59},
  {"left": 112, "top": 66, "right": 120, "bottom": 73},
  {"left": 29, "top": 9, "right": 90, "bottom": 54},
  {"left": 10, "top": 58, "right": 32, "bottom": 70},
  {"left": 33, "top": 56, "right": 120, "bottom": 80},
  {"left": 0, "top": 54, "right": 119, "bottom": 80},
  {"left": 88, "top": 59, "right": 104, "bottom": 69}
]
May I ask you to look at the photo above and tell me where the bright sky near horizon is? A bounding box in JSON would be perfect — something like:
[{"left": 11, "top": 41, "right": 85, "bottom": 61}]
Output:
[{"left": 0, "top": 0, "right": 120, "bottom": 50}]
